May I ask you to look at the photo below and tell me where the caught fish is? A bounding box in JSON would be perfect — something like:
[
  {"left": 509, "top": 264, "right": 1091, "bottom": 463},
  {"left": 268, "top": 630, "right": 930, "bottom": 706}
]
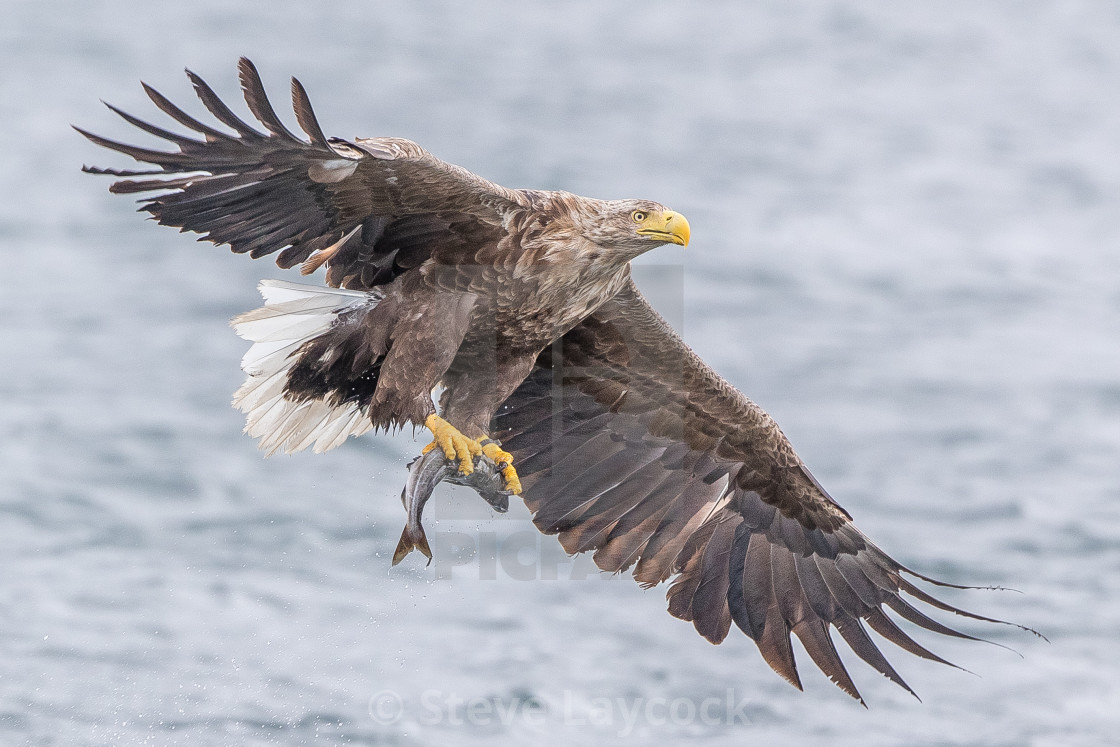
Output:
[{"left": 391, "top": 447, "right": 512, "bottom": 565}]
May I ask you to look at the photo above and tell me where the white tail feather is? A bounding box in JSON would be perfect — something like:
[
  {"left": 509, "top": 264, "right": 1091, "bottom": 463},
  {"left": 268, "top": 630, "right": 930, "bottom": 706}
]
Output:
[
  {"left": 231, "top": 279, "right": 381, "bottom": 455},
  {"left": 240, "top": 338, "right": 304, "bottom": 377}
]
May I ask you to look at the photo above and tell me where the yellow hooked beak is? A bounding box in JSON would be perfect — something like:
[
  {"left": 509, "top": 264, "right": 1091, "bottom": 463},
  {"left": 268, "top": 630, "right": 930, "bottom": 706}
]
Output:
[{"left": 636, "top": 210, "right": 690, "bottom": 246}]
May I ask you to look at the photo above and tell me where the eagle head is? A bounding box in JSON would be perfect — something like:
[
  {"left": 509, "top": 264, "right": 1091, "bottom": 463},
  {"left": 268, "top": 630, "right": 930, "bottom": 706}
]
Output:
[{"left": 580, "top": 199, "right": 691, "bottom": 257}]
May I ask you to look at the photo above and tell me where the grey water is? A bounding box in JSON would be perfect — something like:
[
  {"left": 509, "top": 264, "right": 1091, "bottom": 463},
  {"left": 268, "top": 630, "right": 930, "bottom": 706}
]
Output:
[{"left": 2, "top": 1, "right": 1119, "bottom": 744}]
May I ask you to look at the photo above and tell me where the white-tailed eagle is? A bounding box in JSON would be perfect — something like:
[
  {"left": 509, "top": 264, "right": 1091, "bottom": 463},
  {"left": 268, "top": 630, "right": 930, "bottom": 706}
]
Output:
[{"left": 79, "top": 58, "right": 1034, "bottom": 703}]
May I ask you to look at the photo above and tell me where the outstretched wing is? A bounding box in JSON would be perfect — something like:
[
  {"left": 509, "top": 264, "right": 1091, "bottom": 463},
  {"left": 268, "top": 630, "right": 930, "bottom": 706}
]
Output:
[
  {"left": 78, "top": 58, "right": 525, "bottom": 289},
  {"left": 492, "top": 278, "right": 1030, "bottom": 703}
]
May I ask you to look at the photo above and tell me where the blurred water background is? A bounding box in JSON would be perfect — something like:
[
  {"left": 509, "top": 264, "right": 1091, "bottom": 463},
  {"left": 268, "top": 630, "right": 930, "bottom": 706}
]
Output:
[{"left": 2, "top": 1, "right": 1119, "bottom": 744}]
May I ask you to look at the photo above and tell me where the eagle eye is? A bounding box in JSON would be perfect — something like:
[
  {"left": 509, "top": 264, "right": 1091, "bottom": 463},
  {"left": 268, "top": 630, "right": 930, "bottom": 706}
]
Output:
[{"left": 631, "top": 210, "right": 648, "bottom": 223}]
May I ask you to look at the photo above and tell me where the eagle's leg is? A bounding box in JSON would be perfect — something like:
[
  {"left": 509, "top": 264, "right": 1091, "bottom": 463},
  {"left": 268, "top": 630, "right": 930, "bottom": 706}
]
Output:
[
  {"left": 434, "top": 353, "right": 536, "bottom": 497},
  {"left": 421, "top": 414, "right": 483, "bottom": 475},
  {"left": 419, "top": 416, "right": 521, "bottom": 493},
  {"left": 479, "top": 439, "right": 521, "bottom": 495}
]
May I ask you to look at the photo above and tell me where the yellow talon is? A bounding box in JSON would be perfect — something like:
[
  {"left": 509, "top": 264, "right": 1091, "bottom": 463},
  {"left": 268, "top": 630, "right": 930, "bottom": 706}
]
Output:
[
  {"left": 481, "top": 441, "right": 522, "bottom": 496},
  {"left": 423, "top": 414, "right": 481, "bottom": 475},
  {"left": 421, "top": 415, "right": 522, "bottom": 494},
  {"left": 500, "top": 464, "right": 522, "bottom": 495}
]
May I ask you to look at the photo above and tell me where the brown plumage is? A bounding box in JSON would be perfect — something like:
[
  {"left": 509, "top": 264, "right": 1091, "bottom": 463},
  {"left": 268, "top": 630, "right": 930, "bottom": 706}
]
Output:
[{"left": 80, "top": 58, "right": 1035, "bottom": 703}]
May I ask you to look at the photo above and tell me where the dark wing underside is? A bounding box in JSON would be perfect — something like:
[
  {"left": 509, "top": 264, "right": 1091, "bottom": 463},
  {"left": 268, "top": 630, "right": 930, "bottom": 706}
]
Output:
[
  {"left": 493, "top": 278, "right": 1030, "bottom": 702},
  {"left": 77, "top": 57, "right": 522, "bottom": 289}
]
